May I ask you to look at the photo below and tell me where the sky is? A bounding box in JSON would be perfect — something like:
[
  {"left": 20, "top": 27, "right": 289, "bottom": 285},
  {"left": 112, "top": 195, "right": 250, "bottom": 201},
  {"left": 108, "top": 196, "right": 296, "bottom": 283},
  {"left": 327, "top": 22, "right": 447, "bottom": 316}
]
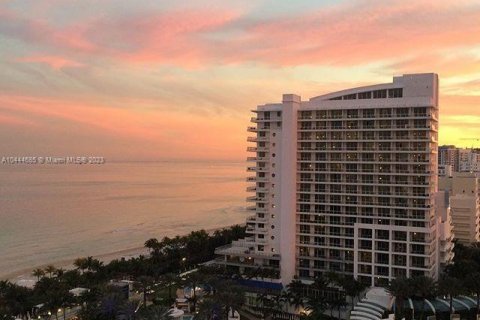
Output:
[{"left": 0, "top": 0, "right": 479, "bottom": 161}]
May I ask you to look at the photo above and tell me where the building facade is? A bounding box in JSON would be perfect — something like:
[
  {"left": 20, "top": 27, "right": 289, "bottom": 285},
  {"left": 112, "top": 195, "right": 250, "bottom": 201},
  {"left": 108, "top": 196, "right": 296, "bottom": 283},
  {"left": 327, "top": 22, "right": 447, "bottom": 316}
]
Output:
[
  {"left": 439, "top": 172, "right": 480, "bottom": 244},
  {"left": 439, "top": 146, "right": 480, "bottom": 173},
  {"left": 216, "top": 73, "right": 454, "bottom": 287},
  {"left": 439, "top": 146, "right": 459, "bottom": 172}
]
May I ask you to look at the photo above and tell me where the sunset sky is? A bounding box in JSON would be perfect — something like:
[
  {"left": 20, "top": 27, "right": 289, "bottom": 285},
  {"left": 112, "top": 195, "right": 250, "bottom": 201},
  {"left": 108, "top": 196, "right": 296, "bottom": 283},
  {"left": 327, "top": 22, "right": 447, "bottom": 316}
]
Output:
[{"left": 0, "top": 0, "right": 479, "bottom": 161}]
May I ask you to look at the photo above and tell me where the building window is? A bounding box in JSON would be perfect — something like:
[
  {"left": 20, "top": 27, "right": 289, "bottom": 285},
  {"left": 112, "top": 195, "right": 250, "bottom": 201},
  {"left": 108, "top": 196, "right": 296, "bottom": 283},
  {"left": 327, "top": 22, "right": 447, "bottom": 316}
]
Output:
[
  {"left": 373, "top": 89, "right": 387, "bottom": 99},
  {"left": 388, "top": 88, "right": 403, "bottom": 98},
  {"left": 358, "top": 91, "right": 372, "bottom": 99}
]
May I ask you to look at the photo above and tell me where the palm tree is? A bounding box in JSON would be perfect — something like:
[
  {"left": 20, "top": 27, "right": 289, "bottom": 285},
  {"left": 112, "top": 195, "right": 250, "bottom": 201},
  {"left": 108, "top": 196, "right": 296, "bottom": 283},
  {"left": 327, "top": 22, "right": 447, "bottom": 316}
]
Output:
[
  {"left": 32, "top": 268, "right": 45, "bottom": 281},
  {"left": 211, "top": 281, "right": 245, "bottom": 319},
  {"left": 183, "top": 271, "right": 205, "bottom": 312},
  {"left": 160, "top": 273, "right": 178, "bottom": 302},
  {"left": 220, "top": 289, "right": 245, "bottom": 319},
  {"left": 45, "top": 265, "right": 56, "bottom": 278},
  {"left": 195, "top": 297, "right": 220, "bottom": 320},
  {"left": 411, "top": 276, "right": 436, "bottom": 320},
  {"left": 438, "top": 275, "right": 463, "bottom": 315},
  {"left": 140, "top": 305, "right": 172, "bottom": 320},
  {"left": 330, "top": 295, "right": 347, "bottom": 320},
  {"left": 256, "top": 292, "right": 275, "bottom": 319},
  {"left": 74, "top": 257, "right": 88, "bottom": 272},
  {"left": 136, "top": 276, "right": 154, "bottom": 309},
  {"left": 54, "top": 268, "right": 65, "bottom": 278},
  {"left": 464, "top": 272, "right": 480, "bottom": 314},
  {"left": 287, "top": 279, "right": 305, "bottom": 311},
  {"left": 339, "top": 276, "right": 367, "bottom": 309},
  {"left": 386, "top": 277, "right": 412, "bottom": 320},
  {"left": 144, "top": 238, "right": 160, "bottom": 255},
  {"left": 305, "top": 295, "right": 327, "bottom": 320}
]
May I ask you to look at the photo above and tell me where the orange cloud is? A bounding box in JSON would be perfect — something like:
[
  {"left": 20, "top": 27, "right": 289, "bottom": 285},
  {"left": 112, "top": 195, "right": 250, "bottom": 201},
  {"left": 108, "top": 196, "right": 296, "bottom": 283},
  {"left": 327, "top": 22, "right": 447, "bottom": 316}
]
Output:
[{"left": 0, "top": 94, "right": 246, "bottom": 160}]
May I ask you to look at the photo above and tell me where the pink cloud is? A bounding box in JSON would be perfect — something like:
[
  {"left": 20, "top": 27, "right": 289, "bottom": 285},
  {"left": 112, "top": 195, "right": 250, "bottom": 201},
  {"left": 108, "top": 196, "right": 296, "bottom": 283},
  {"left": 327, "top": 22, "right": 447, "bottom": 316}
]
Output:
[
  {"left": 15, "top": 55, "right": 84, "bottom": 69},
  {"left": 216, "top": 0, "right": 480, "bottom": 66},
  {"left": 2, "top": 1, "right": 479, "bottom": 69}
]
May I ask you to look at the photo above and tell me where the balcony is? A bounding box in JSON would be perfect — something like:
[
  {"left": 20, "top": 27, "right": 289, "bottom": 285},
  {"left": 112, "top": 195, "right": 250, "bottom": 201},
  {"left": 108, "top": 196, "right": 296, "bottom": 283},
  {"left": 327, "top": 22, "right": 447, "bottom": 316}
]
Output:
[
  {"left": 247, "top": 126, "right": 257, "bottom": 132},
  {"left": 246, "top": 147, "right": 257, "bottom": 152}
]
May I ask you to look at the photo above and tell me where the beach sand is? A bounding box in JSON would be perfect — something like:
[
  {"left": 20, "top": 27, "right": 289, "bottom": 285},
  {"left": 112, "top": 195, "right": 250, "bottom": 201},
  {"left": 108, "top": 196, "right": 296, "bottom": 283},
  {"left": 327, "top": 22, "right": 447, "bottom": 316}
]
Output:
[
  {"left": 1, "top": 224, "right": 242, "bottom": 285},
  {"left": 2, "top": 245, "right": 149, "bottom": 285}
]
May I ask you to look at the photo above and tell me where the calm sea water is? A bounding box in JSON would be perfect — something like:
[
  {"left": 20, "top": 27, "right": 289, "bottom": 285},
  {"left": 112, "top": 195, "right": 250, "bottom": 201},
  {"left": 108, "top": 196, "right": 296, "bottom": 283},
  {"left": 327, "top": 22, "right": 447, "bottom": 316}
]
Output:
[{"left": 0, "top": 161, "right": 247, "bottom": 278}]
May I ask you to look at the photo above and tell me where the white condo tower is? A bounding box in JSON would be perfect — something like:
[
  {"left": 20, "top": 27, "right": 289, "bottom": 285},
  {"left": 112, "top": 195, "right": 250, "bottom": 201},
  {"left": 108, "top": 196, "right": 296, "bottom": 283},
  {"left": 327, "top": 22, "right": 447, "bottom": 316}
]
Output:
[{"left": 216, "top": 73, "right": 454, "bottom": 287}]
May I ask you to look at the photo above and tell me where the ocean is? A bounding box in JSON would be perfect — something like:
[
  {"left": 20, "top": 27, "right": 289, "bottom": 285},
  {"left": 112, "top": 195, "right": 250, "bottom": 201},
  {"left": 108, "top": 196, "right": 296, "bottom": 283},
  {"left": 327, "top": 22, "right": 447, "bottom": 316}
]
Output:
[{"left": 0, "top": 161, "right": 247, "bottom": 279}]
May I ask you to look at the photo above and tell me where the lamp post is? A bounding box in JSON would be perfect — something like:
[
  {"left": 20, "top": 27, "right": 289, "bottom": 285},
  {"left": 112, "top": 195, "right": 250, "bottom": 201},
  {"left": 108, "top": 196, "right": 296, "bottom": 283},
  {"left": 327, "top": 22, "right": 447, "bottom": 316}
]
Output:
[{"left": 181, "top": 257, "right": 187, "bottom": 272}]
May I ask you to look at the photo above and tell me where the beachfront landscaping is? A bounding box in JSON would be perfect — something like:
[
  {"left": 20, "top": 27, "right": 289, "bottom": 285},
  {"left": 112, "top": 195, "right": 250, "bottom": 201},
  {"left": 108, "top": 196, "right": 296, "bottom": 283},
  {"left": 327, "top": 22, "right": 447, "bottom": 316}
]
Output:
[
  {"left": 2, "top": 230, "right": 480, "bottom": 320},
  {"left": 0, "top": 225, "right": 246, "bottom": 319}
]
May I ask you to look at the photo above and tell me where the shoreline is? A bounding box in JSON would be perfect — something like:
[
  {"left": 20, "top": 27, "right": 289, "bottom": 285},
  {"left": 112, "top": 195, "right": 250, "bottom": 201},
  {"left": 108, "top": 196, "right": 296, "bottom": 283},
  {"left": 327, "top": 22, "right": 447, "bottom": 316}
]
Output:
[
  {"left": 1, "top": 223, "right": 243, "bottom": 283},
  {"left": 1, "top": 245, "right": 149, "bottom": 283}
]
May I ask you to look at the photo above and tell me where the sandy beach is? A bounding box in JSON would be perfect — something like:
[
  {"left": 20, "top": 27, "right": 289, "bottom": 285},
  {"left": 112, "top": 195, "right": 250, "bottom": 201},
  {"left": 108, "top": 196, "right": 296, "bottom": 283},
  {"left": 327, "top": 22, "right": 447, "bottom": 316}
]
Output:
[
  {"left": 1, "top": 224, "right": 242, "bottom": 285},
  {"left": 1, "top": 245, "right": 149, "bottom": 285}
]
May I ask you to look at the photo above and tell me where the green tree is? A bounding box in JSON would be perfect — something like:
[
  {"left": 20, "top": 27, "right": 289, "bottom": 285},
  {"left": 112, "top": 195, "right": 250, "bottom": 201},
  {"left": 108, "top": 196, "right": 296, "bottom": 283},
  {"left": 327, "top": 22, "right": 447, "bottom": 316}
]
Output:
[
  {"left": 140, "top": 305, "right": 172, "bottom": 320},
  {"left": 287, "top": 279, "right": 305, "bottom": 310},
  {"left": 438, "top": 275, "right": 463, "bottom": 315},
  {"left": 45, "top": 265, "right": 56, "bottom": 278},
  {"left": 160, "top": 272, "right": 178, "bottom": 302},
  {"left": 195, "top": 298, "right": 219, "bottom": 320},
  {"left": 32, "top": 268, "right": 45, "bottom": 281},
  {"left": 339, "top": 276, "right": 367, "bottom": 309},
  {"left": 386, "top": 277, "right": 412, "bottom": 320},
  {"left": 136, "top": 276, "right": 154, "bottom": 309},
  {"left": 464, "top": 272, "right": 480, "bottom": 314},
  {"left": 411, "top": 276, "right": 436, "bottom": 320},
  {"left": 144, "top": 238, "right": 160, "bottom": 255},
  {"left": 305, "top": 296, "right": 327, "bottom": 320},
  {"left": 212, "top": 281, "right": 245, "bottom": 319}
]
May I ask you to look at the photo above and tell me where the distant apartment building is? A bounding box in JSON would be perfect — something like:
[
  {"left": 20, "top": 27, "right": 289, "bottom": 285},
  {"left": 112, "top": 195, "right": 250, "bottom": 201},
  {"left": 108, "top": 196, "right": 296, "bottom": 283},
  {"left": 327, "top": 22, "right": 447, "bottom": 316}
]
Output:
[
  {"left": 439, "top": 146, "right": 480, "bottom": 173},
  {"left": 216, "top": 73, "right": 454, "bottom": 287},
  {"left": 438, "top": 164, "right": 453, "bottom": 177},
  {"left": 439, "top": 172, "right": 480, "bottom": 244},
  {"left": 439, "top": 145, "right": 459, "bottom": 171}
]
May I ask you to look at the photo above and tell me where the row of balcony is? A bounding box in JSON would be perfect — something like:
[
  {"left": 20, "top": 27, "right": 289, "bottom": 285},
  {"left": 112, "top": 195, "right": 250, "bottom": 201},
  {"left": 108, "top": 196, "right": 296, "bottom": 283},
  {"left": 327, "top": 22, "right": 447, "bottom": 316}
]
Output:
[
  {"left": 247, "top": 136, "right": 269, "bottom": 142},
  {"left": 297, "top": 200, "right": 431, "bottom": 209},
  {"left": 297, "top": 113, "right": 436, "bottom": 121},
  {"left": 298, "top": 125, "right": 436, "bottom": 131},
  {"left": 297, "top": 190, "right": 429, "bottom": 198},
  {"left": 298, "top": 180, "right": 430, "bottom": 187},
  {"left": 297, "top": 147, "right": 431, "bottom": 152},
  {"left": 298, "top": 136, "right": 433, "bottom": 142}
]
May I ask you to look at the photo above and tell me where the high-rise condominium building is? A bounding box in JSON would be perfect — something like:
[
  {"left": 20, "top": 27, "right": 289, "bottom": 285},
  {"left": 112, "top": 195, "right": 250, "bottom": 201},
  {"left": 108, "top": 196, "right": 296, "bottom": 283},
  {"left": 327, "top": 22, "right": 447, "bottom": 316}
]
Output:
[{"left": 216, "top": 73, "right": 453, "bottom": 287}]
